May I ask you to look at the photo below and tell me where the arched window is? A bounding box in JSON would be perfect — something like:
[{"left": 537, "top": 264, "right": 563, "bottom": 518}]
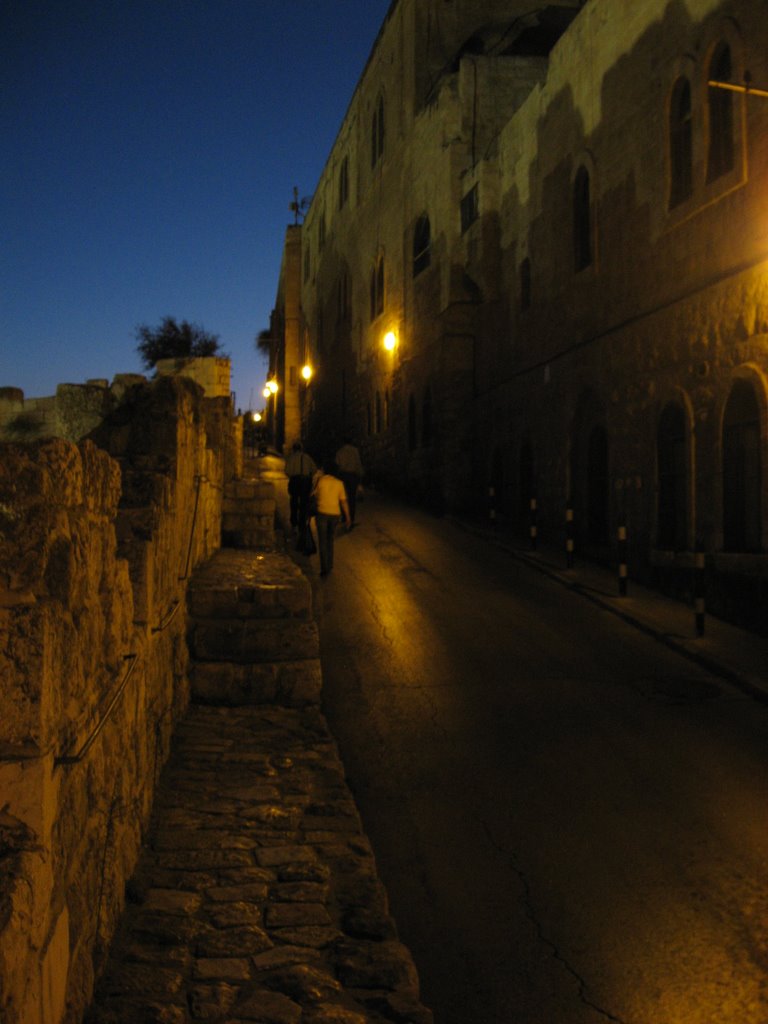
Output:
[
  {"left": 723, "top": 380, "right": 762, "bottom": 551},
  {"left": 339, "top": 156, "right": 350, "bottom": 209},
  {"left": 657, "top": 402, "right": 688, "bottom": 550},
  {"left": 669, "top": 77, "right": 693, "bottom": 207},
  {"left": 520, "top": 257, "right": 531, "bottom": 310},
  {"left": 573, "top": 166, "right": 592, "bottom": 271},
  {"left": 422, "top": 385, "right": 432, "bottom": 445},
  {"left": 707, "top": 43, "right": 734, "bottom": 182},
  {"left": 413, "top": 215, "right": 431, "bottom": 277},
  {"left": 519, "top": 439, "right": 535, "bottom": 530},
  {"left": 369, "top": 256, "right": 384, "bottom": 320},
  {"left": 371, "top": 94, "right": 385, "bottom": 167},
  {"left": 408, "top": 394, "right": 417, "bottom": 451}
]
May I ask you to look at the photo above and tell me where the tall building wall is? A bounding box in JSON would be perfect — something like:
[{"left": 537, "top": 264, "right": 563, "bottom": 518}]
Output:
[{"left": 276, "top": 0, "right": 768, "bottom": 628}]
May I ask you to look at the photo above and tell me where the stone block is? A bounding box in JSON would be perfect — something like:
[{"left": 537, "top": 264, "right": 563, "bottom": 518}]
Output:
[
  {"left": 276, "top": 660, "right": 322, "bottom": 706},
  {"left": 189, "top": 620, "right": 319, "bottom": 664},
  {"left": 190, "top": 662, "right": 278, "bottom": 705}
]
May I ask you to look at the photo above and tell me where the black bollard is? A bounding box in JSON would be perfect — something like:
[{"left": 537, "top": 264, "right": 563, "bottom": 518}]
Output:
[
  {"left": 617, "top": 523, "right": 628, "bottom": 596},
  {"left": 566, "top": 507, "right": 574, "bottom": 568},
  {"left": 694, "top": 545, "right": 706, "bottom": 636}
]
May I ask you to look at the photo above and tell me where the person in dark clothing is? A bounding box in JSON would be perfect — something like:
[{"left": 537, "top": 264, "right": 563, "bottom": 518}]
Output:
[{"left": 285, "top": 442, "right": 317, "bottom": 547}]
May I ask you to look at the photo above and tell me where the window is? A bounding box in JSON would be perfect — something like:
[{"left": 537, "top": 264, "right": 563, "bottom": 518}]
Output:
[
  {"left": 460, "top": 185, "right": 478, "bottom": 233},
  {"left": 707, "top": 43, "right": 734, "bottom": 182},
  {"left": 339, "top": 156, "right": 349, "bottom": 209},
  {"left": 573, "top": 166, "right": 592, "bottom": 272},
  {"left": 413, "top": 215, "right": 431, "bottom": 277},
  {"left": 723, "top": 380, "right": 762, "bottom": 551},
  {"left": 369, "top": 256, "right": 384, "bottom": 320},
  {"left": 422, "top": 386, "right": 432, "bottom": 446},
  {"left": 520, "top": 257, "right": 531, "bottom": 310},
  {"left": 669, "top": 77, "right": 693, "bottom": 207},
  {"left": 657, "top": 403, "right": 688, "bottom": 550},
  {"left": 371, "top": 94, "right": 385, "bottom": 167},
  {"left": 337, "top": 269, "right": 350, "bottom": 327}
]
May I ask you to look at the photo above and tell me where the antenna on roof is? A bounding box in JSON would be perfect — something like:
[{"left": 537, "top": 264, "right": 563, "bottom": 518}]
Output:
[{"left": 290, "top": 186, "right": 311, "bottom": 225}]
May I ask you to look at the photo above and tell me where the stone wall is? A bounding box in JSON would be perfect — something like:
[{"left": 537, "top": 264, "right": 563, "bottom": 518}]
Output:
[
  {"left": 0, "top": 375, "right": 231, "bottom": 1024},
  {"left": 284, "top": 0, "right": 767, "bottom": 630}
]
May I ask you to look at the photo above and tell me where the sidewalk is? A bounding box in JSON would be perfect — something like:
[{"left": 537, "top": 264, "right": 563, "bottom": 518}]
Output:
[{"left": 451, "top": 514, "right": 768, "bottom": 705}]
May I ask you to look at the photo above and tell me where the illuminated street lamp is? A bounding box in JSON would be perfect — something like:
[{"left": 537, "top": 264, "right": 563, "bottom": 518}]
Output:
[
  {"left": 301, "top": 364, "right": 313, "bottom": 382},
  {"left": 262, "top": 386, "right": 271, "bottom": 399},
  {"left": 267, "top": 379, "right": 279, "bottom": 394},
  {"left": 383, "top": 330, "right": 398, "bottom": 352}
]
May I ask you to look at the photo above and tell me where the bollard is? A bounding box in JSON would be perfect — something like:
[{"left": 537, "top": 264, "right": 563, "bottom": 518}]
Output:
[
  {"left": 617, "top": 523, "right": 628, "bottom": 596},
  {"left": 529, "top": 497, "right": 538, "bottom": 550},
  {"left": 565, "top": 507, "right": 574, "bottom": 568},
  {"left": 694, "top": 546, "right": 706, "bottom": 636},
  {"left": 488, "top": 485, "right": 497, "bottom": 526}
]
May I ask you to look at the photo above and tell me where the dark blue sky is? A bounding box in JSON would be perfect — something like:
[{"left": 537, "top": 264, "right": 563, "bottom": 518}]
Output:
[{"left": 2, "top": 0, "right": 390, "bottom": 411}]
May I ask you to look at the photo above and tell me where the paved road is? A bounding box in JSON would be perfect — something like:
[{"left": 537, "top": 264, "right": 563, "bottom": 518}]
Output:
[{"left": 307, "top": 493, "right": 768, "bottom": 1024}]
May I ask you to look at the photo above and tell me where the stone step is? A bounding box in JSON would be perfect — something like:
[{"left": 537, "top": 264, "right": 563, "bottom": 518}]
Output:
[
  {"left": 186, "top": 549, "right": 320, "bottom": 707},
  {"left": 187, "top": 551, "right": 312, "bottom": 620},
  {"left": 188, "top": 618, "right": 319, "bottom": 664},
  {"left": 190, "top": 658, "right": 321, "bottom": 706},
  {"left": 222, "top": 478, "right": 278, "bottom": 549}
]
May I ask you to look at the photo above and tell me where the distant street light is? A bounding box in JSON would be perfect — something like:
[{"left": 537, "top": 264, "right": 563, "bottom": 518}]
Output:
[
  {"left": 383, "top": 330, "right": 398, "bottom": 352},
  {"left": 301, "top": 364, "right": 313, "bottom": 381}
]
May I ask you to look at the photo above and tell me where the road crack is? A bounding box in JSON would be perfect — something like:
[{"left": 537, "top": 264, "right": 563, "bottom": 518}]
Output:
[{"left": 478, "top": 815, "right": 630, "bottom": 1024}]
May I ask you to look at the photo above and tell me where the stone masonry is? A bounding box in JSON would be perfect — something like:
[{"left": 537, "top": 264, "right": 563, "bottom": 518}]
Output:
[
  {"left": 83, "top": 702, "right": 432, "bottom": 1024},
  {"left": 85, "top": 459, "right": 433, "bottom": 1024}
]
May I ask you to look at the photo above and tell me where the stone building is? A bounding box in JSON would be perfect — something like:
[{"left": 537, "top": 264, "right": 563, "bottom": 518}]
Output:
[{"left": 270, "top": 0, "right": 768, "bottom": 630}]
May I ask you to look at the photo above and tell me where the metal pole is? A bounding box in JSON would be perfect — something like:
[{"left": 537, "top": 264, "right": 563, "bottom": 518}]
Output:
[
  {"left": 694, "top": 545, "right": 706, "bottom": 636},
  {"left": 617, "top": 523, "right": 628, "bottom": 596},
  {"left": 566, "top": 506, "right": 574, "bottom": 568}
]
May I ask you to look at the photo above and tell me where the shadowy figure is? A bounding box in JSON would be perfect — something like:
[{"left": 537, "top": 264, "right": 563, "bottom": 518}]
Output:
[
  {"left": 335, "top": 436, "right": 363, "bottom": 527},
  {"left": 285, "top": 441, "right": 318, "bottom": 552}
]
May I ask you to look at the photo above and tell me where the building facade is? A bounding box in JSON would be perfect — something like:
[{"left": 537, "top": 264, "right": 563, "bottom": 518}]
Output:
[{"left": 271, "top": 0, "right": 768, "bottom": 630}]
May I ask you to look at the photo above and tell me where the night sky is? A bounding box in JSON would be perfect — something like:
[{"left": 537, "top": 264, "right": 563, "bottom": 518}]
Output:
[{"left": 2, "top": 0, "right": 391, "bottom": 412}]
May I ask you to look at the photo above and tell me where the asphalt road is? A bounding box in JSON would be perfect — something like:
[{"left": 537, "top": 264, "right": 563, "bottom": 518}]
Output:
[{"left": 307, "top": 492, "right": 768, "bottom": 1024}]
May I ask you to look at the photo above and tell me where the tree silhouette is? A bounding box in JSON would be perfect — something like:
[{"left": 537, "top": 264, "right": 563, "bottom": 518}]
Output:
[{"left": 136, "top": 317, "right": 222, "bottom": 370}]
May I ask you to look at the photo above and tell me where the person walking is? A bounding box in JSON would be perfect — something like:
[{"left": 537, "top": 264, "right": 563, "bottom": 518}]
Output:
[
  {"left": 285, "top": 442, "right": 317, "bottom": 549},
  {"left": 335, "top": 436, "right": 363, "bottom": 527},
  {"left": 311, "top": 460, "right": 351, "bottom": 577}
]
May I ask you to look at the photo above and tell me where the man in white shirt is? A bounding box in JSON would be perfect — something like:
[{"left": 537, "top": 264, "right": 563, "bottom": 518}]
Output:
[{"left": 312, "top": 461, "right": 351, "bottom": 576}]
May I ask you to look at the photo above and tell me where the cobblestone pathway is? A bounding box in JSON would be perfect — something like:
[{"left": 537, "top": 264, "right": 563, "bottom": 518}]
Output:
[{"left": 85, "top": 704, "right": 431, "bottom": 1024}]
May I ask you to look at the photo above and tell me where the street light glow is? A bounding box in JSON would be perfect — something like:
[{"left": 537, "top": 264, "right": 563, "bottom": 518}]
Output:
[
  {"left": 383, "top": 330, "right": 397, "bottom": 352},
  {"left": 301, "top": 364, "right": 313, "bottom": 381},
  {"left": 267, "top": 380, "right": 279, "bottom": 394}
]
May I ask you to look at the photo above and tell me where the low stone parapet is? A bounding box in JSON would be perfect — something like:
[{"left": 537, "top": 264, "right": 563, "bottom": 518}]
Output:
[{"left": 187, "top": 550, "right": 321, "bottom": 707}]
